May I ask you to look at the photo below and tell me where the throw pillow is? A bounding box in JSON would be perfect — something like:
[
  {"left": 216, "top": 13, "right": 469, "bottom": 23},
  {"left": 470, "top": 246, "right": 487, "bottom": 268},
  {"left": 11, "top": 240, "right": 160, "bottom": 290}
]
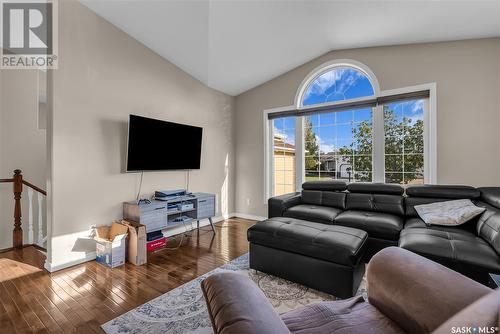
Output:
[{"left": 414, "top": 199, "right": 486, "bottom": 226}]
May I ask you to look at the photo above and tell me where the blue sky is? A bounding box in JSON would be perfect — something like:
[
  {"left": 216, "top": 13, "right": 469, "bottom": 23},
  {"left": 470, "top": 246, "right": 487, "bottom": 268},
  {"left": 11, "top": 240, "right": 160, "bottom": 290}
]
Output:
[
  {"left": 302, "top": 67, "right": 374, "bottom": 106},
  {"left": 274, "top": 67, "right": 424, "bottom": 153}
]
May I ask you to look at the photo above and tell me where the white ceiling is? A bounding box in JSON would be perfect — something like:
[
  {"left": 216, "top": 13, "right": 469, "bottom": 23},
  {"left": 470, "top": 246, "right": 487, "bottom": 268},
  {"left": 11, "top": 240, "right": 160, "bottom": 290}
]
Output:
[{"left": 80, "top": 0, "right": 500, "bottom": 96}]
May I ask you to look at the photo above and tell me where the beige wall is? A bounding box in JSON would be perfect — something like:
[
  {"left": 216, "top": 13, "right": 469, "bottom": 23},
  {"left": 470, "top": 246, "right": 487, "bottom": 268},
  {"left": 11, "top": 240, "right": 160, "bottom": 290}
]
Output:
[
  {"left": 235, "top": 38, "right": 500, "bottom": 217},
  {"left": 0, "top": 69, "right": 47, "bottom": 250},
  {"left": 47, "top": 1, "right": 235, "bottom": 269}
]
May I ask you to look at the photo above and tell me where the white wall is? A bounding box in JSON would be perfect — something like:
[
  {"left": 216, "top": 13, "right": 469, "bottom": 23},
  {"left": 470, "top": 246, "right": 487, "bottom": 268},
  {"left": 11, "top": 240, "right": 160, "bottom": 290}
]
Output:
[
  {"left": 46, "top": 1, "right": 235, "bottom": 270},
  {"left": 234, "top": 38, "right": 500, "bottom": 217},
  {"left": 0, "top": 69, "right": 47, "bottom": 250}
]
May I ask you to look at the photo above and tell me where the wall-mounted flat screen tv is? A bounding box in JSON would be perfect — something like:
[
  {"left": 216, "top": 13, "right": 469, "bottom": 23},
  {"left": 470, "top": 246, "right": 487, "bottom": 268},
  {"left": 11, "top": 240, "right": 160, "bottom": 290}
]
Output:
[{"left": 126, "top": 114, "right": 203, "bottom": 171}]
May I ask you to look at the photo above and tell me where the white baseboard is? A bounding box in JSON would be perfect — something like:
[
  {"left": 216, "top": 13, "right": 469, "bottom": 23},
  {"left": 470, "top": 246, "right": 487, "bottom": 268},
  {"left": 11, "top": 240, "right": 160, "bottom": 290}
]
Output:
[
  {"left": 44, "top": 251, "right": 97, "bottom": 272},
  {"left": 43, "top": 212, "right": 266, "bottom": 272},
  {"left": 230, "top": 212, "right": 267, "bottom": 221}
]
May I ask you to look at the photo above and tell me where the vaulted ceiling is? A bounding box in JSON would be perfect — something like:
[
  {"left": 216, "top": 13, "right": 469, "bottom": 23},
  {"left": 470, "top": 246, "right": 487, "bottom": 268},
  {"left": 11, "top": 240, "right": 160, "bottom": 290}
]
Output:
[{"left": 81, "top": 0, "right": 500, "bottom": 96}]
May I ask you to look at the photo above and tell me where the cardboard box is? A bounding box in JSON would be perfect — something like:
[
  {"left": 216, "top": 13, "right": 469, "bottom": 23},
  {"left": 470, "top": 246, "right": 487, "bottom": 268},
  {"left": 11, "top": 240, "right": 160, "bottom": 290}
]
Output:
[
  {"left": 95, "top": 222, "right": 128, "bottom": 268},
  {"left": 122, "top": 220, "right": 147, "bottom": 266}
]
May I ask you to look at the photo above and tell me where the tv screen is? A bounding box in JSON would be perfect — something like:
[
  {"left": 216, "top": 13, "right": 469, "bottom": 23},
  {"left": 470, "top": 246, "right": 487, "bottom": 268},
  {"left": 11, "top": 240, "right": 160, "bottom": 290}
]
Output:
[{"left": 126, "top": 115, "right": 203, "bottom": 171}]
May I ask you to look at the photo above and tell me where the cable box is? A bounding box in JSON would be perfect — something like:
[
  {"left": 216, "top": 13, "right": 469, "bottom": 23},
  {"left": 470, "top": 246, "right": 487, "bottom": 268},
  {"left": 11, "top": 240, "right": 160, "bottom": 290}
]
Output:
[{"left": 147, "top": 230, "right": 164, "bottom": 242}]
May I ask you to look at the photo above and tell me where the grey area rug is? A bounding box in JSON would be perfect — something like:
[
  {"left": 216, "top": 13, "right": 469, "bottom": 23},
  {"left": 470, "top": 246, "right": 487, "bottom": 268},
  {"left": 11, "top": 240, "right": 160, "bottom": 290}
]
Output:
[{"left": 102, "top": 253, "right": 367, "bottom": 334}]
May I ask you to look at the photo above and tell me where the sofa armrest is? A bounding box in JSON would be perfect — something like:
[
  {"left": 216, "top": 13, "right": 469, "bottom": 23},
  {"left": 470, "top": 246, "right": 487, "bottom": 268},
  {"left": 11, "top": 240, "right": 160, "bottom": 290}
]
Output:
[
  {"left": 268, "top": 192, "right": 302, "bottom": 218},
  {"left": 367, "top": 247, "right": 492, "bottom": 334},
  {"left": 201, "top": 272, "right": 290, "bottom": 334}
]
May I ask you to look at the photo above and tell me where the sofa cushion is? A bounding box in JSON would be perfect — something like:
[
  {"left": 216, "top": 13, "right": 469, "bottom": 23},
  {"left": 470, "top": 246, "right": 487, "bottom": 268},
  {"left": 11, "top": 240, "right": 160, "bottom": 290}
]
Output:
[
  {"left": 404, "top": 217, "right": 477, "bottom": 233},
  {"left": 247, "top": 217, "right": 367, "bottom": 266},
  {"left": 414, "top": 199, "right": 485, "bottom": 226},
  {"left": 479, "top": 187, "right": 500, "bottom": 209},
  {"left": 347, "top": 182, "right": 404, "bottom": 195},
  {"left": 476, "top": 205, "right": 500, "bottom": 256},
  {"left": 301, "top": 190, "right": 346, "bottom": 209},
  {"left": 284, "top": 204, "right": 342, "bottom": 224},
  {"left": 302, "top": 180, "right": 347, "bottom": 191},
  {"left": 405, "top": 197, "right": 449, "bottom": 218},
  {"left": 405, "top": 185, "right": 480, "bottom": 199},
  {"left": 405, "top": 185, "right": 481, "bottom": 218},
  {"left": 404, "top": 217, "right": 428, "bottom": 229},
  {"left": 405, "top": 197, "right": 485, "bottom": 220},
  {"left": 346, "top": 193, "right": 405, "bottom": 216},
  {"left": 281, "top": 296, "right": 404, "bottom": 334},
  {"left": 399, "top": 228, "right": 500, "bottom": 274},
  {"left": 335, "top": 210, "right": 404, "bottom": 240}
]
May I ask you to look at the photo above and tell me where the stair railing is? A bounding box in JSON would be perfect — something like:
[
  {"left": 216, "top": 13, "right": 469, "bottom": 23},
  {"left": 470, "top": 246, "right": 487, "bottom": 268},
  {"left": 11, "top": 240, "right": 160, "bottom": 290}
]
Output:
[{"left": 0, "top": 169, "right": 47, "bottom": 249}]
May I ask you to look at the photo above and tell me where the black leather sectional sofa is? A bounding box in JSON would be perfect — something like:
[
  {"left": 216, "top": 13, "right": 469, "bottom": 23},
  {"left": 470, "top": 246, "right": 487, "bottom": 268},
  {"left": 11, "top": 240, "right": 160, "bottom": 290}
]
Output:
[{"left": 266, "top": 181, "right": 500, "bottom": 284}]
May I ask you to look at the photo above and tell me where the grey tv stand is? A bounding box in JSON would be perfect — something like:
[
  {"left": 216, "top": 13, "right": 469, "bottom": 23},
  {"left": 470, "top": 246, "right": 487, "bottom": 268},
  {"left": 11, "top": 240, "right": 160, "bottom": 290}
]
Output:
[{"left": 123, "top": 192, "right": 216, "bottom": 234}]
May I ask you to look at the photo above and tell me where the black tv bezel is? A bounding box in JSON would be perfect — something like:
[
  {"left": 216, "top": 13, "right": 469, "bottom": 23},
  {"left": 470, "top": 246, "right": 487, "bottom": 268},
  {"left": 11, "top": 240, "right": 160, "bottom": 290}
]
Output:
[{"left": 125, "top": 114, "right": 203, "bottom": 172}]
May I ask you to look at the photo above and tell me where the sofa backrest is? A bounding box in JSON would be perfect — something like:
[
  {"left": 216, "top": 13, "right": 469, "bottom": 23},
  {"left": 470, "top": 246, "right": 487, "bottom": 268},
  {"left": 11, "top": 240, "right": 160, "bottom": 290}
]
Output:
[
  {"left": 404, "top": 185, "right": 480, "bottom": 218},
  {"left": 476, "top": 187, "right": 500, "bottom": 255},
  {"left": 346, "top": 183, "right": 405, "bottom": 216},
  {"left": 301, "top": 181, "right": 347, "bottom": 209}
]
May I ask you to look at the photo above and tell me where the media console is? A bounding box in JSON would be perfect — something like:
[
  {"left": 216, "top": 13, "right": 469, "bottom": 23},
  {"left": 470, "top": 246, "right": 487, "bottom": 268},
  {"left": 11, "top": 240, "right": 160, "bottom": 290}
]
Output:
[{"left": 123, "top": 192, "right": 216, "bottom": 234}]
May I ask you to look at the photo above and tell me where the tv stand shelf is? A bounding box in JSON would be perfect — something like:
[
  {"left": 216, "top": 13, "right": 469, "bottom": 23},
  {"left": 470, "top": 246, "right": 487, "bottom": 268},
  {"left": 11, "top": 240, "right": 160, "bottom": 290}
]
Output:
[{"left": 123, "top": 192, "right": 216, "bottom": 234}]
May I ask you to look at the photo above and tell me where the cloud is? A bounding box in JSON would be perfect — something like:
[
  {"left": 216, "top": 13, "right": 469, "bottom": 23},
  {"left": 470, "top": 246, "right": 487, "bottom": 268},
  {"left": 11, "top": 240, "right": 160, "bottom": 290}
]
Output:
[
  {"left": 274, "top": 126, "right": 296, "bottom": 145},
  {"left": 316, "top": 134, "right": 337, "bottom": 154},
  {"left": 303, "top": 67, "right": 367, "bottom": 102},
  {"left": 410, "top": 100, "right": 424, "bottom": 114},
  {"left": 405, "top": 100, "right": 424, "bottom": 125}
]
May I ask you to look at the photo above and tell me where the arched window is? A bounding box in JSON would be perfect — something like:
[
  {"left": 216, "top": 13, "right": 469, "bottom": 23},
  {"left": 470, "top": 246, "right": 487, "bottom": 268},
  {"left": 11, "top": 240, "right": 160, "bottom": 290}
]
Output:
[
  {"left": 296, "top": 60, "right": 379, "bottom": 108},
  {"left": 302, "top": 66, "right": 375, "bottom": 106},
  {"left": 267, "top": 60, "right": 434, "bottom": 197}
]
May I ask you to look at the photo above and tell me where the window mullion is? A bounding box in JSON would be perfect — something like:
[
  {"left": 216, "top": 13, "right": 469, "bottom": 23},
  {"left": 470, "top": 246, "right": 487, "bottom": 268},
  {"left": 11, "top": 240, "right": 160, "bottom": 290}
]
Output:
[
  {"left": 373, "top": 105, "right": 385, "bottom": 182},
  {"left": 296, "top": 116, "right": 304, "bottom": 191}
]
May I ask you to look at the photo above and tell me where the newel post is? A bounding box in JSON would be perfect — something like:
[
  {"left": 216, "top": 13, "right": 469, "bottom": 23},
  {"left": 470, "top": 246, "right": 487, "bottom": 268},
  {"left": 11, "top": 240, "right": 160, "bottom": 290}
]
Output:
[{"left": 13, "top": 169, "right": 23, "bottom": 248}]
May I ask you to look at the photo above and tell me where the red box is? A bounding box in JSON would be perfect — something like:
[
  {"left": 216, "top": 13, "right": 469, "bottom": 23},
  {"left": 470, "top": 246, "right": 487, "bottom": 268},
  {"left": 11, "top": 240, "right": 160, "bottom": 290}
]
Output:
[{"left": 147, "top": 237, "right": 166, "bottom": 252}]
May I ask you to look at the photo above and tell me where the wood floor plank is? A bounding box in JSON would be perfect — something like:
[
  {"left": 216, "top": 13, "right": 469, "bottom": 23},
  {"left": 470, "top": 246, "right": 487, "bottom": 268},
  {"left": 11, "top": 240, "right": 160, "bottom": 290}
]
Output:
[{"left": 0, "top": 218, "right": 254, "bottom": 333}]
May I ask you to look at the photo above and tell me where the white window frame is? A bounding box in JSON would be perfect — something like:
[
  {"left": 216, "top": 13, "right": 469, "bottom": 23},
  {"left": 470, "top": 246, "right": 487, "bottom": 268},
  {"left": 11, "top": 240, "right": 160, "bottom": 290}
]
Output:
[{"left": 263, "top": 60, "right": 437, "bottom": 201}]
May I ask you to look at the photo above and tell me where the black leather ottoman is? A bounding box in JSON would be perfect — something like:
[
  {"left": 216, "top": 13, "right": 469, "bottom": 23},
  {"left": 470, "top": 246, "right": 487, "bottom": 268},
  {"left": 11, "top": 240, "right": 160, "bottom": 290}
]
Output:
[{"left": 247, "top": 217, "right": 368, "bottom": 298}]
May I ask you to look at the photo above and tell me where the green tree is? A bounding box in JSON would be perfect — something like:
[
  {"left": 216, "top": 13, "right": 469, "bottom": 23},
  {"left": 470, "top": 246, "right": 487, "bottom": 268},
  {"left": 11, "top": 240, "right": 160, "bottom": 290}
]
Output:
[
  {"left": 337, "top": 107, "right": 423, "bottom": 184},
  {"left": 381, "top": 107, "right": 424, "bottom": 184},
  {"left": 337, "top": 120, "right": 372, "bottom": 182},
  {"left": 304, "top": 118, "right": 319, "bottom": 171}
]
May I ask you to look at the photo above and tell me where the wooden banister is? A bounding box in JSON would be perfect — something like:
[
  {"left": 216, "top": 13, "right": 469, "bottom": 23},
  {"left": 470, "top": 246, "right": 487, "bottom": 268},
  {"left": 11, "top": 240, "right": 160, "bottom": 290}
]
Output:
[
  {"left": 13, "top": 170, "right": 23, "bottom": 248},
  {"left": 22, "top": 180, "right": 47, "bottom": 196},
  {"left": 0, "top": 170, "right": 46, "bottom": 248}
]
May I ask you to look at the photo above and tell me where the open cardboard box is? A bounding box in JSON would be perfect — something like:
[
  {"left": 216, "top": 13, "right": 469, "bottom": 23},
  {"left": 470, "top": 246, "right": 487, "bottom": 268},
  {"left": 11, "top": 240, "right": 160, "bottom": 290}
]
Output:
[
  {"left": 95, "top": 222, "right": 129, "bottom": 268},
  {"left": 121, "top": 220, "right": 147, "bottom": 266}
]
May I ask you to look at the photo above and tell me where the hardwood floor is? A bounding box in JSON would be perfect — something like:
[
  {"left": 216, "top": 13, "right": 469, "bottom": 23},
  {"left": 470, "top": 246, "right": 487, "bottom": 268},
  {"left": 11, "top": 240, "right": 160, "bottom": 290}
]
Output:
[{"left": 0, "top": 218, "right": 255, "bottom": 334}]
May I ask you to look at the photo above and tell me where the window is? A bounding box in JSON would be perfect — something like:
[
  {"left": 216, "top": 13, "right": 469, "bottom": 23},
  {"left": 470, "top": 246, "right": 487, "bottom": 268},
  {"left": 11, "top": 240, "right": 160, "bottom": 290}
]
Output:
[
  {"left": 304, "top": 107, "right": 373, "bottom": 183},
  {"left": 265, "top": 60, "right": 435, "bottom": 198},
  {"left": 302, "top": 66, "right": 375, "bottom": 106},
  {"left": 272, "top": 117, "right": 296, "bottom": 196},
  {"left": 384, "top": 99, "right": 425, "bottom": 184}
]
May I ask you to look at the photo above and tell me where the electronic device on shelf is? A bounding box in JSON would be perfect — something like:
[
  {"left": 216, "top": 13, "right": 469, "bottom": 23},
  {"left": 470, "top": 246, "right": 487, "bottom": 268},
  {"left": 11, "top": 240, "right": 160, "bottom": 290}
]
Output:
[
  {"left": 173, "top": 216, "right": 192, "bottom": 223},
  {"left": 167, "top": 203, "right": 179, "bottom": 212},
  {"left": 177, "top": 203, "right": 194, "bottom": 211},
  {"left": 154, "top": 189, "right": 187, "bottom": 201},
  {"left": 147, "top": 230, "right": 164, "bottom": 242}
]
